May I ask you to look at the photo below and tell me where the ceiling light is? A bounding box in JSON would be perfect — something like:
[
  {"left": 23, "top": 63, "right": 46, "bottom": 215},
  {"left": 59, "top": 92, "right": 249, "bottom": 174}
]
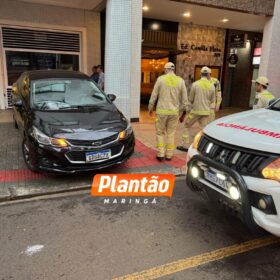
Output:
[
  {"left": 183, "top": 12, "right": 191, "bottom": 17},
  {"left": 151, "top": 23, "right": 160, "bottom": 30},
  {"left": 221, "top": 18, "right": 229, "bottom": 22},
  {"left": 143, "top": 5, "right": 149, "bottom": 11}
]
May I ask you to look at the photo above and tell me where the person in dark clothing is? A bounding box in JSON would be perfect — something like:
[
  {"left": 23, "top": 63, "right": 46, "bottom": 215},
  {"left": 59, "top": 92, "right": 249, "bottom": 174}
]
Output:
[
  {"left": 96, "top": 65, "right": 105, "bottom": 90},
  {"left": 90, "top": 65, "right": 99, "bottom": 84}
]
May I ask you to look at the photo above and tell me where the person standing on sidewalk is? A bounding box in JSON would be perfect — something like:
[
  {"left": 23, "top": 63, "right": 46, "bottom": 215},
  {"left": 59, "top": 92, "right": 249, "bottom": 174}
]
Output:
[
  {"left": 90, "top": 65, "right": 99, "bottom": 84},
  {"left": 97, "top": 65, "right": 105, "bottom": 90},
  {"left": 177, "top": 66, "right": 215, "bottom": 152},
  {"left": 207, "top": 67, "right": 222, "bottom": 122},
  {"left": 148, "top": 62, "right": 188, "bottom": 162},
  {"left": 253, "top": 76, "right": 275, "bottom": 109}
]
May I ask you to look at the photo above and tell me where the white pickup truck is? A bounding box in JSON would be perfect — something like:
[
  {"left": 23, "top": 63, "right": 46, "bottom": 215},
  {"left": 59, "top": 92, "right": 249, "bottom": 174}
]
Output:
[{"left": 186, "top": 99, "right": 280, "bottom": 235}]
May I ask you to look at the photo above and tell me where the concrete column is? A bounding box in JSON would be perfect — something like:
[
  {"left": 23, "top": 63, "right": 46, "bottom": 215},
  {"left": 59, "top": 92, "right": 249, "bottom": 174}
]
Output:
[
  {"left": 105, "top": 0, "right": 142, "bottom": 120},
  {"left": 0, "top": 32, "right": 5, "bottom": 110},
  {"left": 259, "top": 0, "right": 280, "bottom": 98}
]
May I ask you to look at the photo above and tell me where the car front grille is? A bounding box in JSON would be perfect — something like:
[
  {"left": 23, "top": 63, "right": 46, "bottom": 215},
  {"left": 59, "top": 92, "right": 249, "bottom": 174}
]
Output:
[
  {"left": 66, "top": 144, "right": 123, "bottom": 163},
  {"left": 197, "top": 134, "right": 275, "bottom": 177},
  {"left": 67, "top": 134, "right": 118, "bottom": 147}
]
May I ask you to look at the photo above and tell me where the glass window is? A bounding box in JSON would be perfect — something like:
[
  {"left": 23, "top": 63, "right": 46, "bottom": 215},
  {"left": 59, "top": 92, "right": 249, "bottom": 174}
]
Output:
[
  {"left": 270, "top": 99, "right": 280, "bottom": 111},
  {"left": 6, "top": 51, "right": 79, "bottom": 85},
  {"left": 31, "top": 78, "right": 107, "bottom": 110}
]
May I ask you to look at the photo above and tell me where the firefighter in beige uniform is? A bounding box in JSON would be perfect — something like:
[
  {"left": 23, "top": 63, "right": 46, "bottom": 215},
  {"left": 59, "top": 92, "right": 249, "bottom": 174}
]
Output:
[
  {"left": 177, "top": 66, "right": 215, "bottom": 152},
  {"left": 253, "top": 76, "right": 275, "bottom": 109},
  {"left": 148, "top": 62, "right": 188, "bottom": 161},
  {"left": 208, "top": 68, "right": 222, "bottom": 121}
]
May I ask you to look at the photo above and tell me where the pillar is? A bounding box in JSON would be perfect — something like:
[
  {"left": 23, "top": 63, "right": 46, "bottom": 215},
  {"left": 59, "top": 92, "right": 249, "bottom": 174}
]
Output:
[
  {"left": 105, "top": 0, "right": 143, "bottom": 120},
  {"left": 259, "top": 0, "right": 280, "bottom": 98}
]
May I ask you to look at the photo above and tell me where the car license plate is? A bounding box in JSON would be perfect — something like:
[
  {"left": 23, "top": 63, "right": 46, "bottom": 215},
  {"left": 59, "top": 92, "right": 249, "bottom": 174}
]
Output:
[
  {"left": 86, "top": 150, "right": 111, "bottom": 162},
  {"left": 204, "top": 171, "right": 227, "bottom": 190}
]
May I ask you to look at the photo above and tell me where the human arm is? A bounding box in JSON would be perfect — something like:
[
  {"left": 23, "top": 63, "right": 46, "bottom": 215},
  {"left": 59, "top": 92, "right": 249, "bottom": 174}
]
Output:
[
  {"left": 148, "top": 78, "right": 160, "bottom": 113},
  {"left": 215, "top": 80, "right": 222, "bottom": 111}
]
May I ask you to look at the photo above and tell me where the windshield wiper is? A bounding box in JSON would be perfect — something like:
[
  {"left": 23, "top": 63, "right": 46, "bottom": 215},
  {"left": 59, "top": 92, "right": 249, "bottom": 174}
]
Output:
[{"left": 58, "top": 104, "right": 99, "bottom": 110}]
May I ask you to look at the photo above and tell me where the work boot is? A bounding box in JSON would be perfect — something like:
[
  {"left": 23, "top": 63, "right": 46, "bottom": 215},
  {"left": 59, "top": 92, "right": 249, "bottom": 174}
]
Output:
[
  {"left": 165, "top": 157, "right": 172, "bottom": 161},
  {"left": 156, "top": 156, "right": 165, "bottom": 162},
  {"left": 177, "top": 146, "right": 189, "bottom": 152}
]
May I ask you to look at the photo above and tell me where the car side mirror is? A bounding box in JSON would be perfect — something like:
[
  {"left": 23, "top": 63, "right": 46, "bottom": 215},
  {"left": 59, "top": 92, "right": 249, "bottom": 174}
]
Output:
[
  {"left": 107, "top": 94, "right": 116, "bottom": 102},
  {"left": 13, "top": 100, "right": 23, "bottom": 108}
]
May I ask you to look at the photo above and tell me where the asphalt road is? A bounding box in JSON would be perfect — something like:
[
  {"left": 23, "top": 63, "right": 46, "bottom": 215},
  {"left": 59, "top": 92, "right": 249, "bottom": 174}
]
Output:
[{"left": 1, "top": 177, "right": 280, "bottom": 280}]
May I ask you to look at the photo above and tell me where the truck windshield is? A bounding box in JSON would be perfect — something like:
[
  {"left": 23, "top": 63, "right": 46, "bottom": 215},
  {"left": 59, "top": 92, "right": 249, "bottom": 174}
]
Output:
[
  {"left": 31, "top": 78, "right": 107, "bottom": 110},
  {"left": 269, "top": 99, "right": 280, "bottom": 111}
]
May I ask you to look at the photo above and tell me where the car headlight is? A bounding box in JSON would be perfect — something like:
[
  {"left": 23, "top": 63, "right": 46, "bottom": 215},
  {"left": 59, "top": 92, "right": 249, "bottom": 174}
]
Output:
[
  {"left": 192, "top": 131, "right": 204, "bottom": 150},
  {"left": 119, "top": 122, "right": 133, "bottom": 140},
  {"left": 32, "top": 126, "right": 68, "bottom": 148},
  {"left": 262, "top": 158, "right": 280, "bottom": 181}
]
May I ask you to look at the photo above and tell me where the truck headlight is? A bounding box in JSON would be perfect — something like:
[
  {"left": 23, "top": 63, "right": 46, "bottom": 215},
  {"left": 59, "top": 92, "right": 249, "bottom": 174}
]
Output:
[
  {"left": 192, "top": 131, "right": 204, "bottom": 150},
  {"left": 262, "top": 158, "right": 280, "bottom": 181},
  {"left": 119, "top": 123, "right": 133, "bottom": 140},
  {"left": 32, "top": 126, "right": 68, "bottom": 148}
]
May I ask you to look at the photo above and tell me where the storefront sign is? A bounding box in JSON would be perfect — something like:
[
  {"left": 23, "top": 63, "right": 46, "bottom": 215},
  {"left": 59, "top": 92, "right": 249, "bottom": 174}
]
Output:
[
  {"left": 11, "top": 58, "right": 30, "bottom": 66},
  {"left": 230, "top": 34, "right": 247, "bottom": 48},
  {"left": 228, "top": 53, "right": 238, "bottom": 68},
  {"left": 228, "top": 54, "right": 238, "bottom": 64},
  {"left": 180, "top": 43, "right": 222, "bottom": 56}
]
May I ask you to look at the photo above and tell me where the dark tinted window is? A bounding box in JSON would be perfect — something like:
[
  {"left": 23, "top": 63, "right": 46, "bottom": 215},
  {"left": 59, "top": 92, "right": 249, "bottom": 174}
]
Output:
[
  {"left": 6, "top": 51, "right": 79, "bottom": 85},
  {"left": 270, "top": 99, "right": 280, "bottom": 111}
]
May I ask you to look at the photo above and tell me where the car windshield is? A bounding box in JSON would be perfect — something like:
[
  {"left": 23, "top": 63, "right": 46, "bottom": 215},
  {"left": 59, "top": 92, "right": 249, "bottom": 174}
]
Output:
[
  {"left": 269, "top": 98, "right": 280, "bottom": 111},
  {"left": 31, "top": 78, "right": 107, "bottom": 110}
]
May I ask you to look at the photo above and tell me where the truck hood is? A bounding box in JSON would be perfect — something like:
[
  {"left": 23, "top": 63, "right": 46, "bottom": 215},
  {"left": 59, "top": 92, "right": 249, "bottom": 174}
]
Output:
[{"left": 204, "top": 109, "right": 280, "bottom": 154}]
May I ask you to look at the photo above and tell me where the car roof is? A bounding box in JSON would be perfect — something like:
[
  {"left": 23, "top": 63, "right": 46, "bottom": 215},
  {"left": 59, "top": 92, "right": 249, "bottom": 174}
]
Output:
[{"left": 23, "top": 70, "right": 90, "bottom": 80}]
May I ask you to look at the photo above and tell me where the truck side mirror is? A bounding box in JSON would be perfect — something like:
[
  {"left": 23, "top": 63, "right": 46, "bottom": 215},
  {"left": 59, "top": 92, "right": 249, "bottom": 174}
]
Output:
[{"left": 107, "top": 94, "right": 116, "bottom": 102}]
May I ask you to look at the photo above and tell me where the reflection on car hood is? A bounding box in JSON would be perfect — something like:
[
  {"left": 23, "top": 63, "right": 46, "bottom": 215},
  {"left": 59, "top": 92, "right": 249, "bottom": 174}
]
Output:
[
  {"left": 33, "top": 103, "right": 127, "bottom": 140},
  {"left": 204, "top": 109, "right": 280, "bottom": 154}
]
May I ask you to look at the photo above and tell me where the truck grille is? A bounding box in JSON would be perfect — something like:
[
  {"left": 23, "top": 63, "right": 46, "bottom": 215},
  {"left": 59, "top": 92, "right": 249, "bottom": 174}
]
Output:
[{"left": 197, "top": 134, "right": 275, "bottom": 176}]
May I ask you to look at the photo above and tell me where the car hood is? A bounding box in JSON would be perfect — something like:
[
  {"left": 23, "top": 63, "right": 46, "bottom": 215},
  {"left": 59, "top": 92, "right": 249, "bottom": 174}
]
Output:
[
  {"left": 33, "top": 103, "right": 127, "bottom": 140},
  {"left": 204, "top": 109, "right": 280, "bottom": 154}
]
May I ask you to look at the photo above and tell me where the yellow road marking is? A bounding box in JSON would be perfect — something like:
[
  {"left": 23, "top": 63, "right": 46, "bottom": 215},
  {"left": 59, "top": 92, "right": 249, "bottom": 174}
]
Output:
[{"left": 113, "top": 235, "right": 280, "bottom": 280}]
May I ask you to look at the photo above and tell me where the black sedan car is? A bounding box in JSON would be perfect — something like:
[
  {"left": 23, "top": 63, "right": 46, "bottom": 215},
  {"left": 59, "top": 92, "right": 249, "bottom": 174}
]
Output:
[{"left": 12, "top": 70, "right": 135, "bottom": 173}]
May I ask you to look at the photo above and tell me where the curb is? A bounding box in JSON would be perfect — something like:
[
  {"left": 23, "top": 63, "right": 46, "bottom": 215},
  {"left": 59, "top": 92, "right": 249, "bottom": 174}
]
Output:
[{"left": 0, "top": 173, "right": 186, "bottom": 204}]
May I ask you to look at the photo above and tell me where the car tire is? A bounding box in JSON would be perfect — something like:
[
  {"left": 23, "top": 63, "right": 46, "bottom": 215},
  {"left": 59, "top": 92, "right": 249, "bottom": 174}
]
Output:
[{"left": 22, "top": 138, "right": 39, "bottom": 173}]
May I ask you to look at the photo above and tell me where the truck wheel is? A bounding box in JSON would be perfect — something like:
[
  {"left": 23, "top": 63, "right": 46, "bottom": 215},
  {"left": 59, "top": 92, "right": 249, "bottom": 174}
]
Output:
[
  {"left": 245, "top": 212, "right": 267, "bottom": 236},
  {"left": 22, "top": 138, "right": 39, "bottom": 173}
]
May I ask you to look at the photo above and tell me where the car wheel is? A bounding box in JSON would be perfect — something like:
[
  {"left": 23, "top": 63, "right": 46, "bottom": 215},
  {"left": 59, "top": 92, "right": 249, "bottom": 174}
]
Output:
[{"left": 22, "top": 138, "right": 39, "bottom": 172}]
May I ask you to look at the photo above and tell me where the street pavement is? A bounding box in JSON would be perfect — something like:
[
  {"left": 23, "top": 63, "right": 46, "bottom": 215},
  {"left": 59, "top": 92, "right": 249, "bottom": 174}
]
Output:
[{"left": 1, "top": 178, "right": 280, "bottom": 280}]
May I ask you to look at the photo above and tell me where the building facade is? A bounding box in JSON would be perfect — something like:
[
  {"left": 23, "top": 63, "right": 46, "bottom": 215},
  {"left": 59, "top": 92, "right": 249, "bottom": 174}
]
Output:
[
  {"left": 0, "top": 0, "right": 279, "bottom": 120},
  {"left": 0, "top": 0, "right": 101, "bottom": 109}
]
